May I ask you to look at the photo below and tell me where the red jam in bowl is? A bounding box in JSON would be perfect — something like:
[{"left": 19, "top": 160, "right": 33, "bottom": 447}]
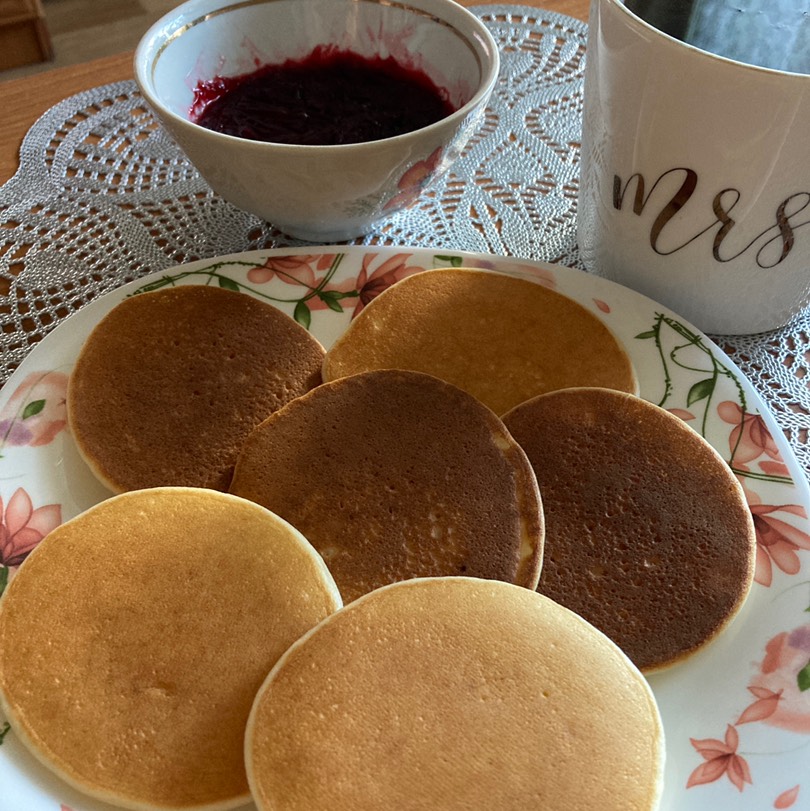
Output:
[{"left": 190, "top": 46, "right": 458, "bottom": 146}]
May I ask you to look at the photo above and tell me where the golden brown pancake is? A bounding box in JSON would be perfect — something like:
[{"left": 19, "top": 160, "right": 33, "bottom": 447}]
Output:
[
  {"left": 230, "top": 369, "right": 544, "bottom": 602},
  {"left": 246, "top": 577, "right": 665, "bottom": 811},
  {"left": 0, "top": 487, "right": 342, "bottom": 811},
  {"left": 322, "top": 267, "right": 637, "bottom": 415},
  {"left": 67, "top": 285, "right": 325, "bottom": 493},
  {"left": 502, "top": 387, "right": 757, "bottom": 673}
]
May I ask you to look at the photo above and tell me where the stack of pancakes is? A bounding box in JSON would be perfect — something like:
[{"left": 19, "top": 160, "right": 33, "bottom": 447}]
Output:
[
  {"left": 246, "top": 577, "right": 665, "bottom": 811},
  {"left": 0, "top": 268, "right": 761, "bottom": 809},
  {"left": 229, "top": 368, "right": 544, "bottom": 603},
  {"left": 502, "top": 387, "right": 756, "bottom": 673},
  {"left": 67, "top": 285, "right": 326, "bottom": 492},
  {"left": 323, "top": 267, "right": 639, "bottom": 414},
  {"left": 0, "top": 487, "right": 342, "bottom": 810}
]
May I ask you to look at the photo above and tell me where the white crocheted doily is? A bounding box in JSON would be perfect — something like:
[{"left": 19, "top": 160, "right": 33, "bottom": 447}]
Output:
[{"left": 0, "top": 5, "right": 807, "bottom": 474}]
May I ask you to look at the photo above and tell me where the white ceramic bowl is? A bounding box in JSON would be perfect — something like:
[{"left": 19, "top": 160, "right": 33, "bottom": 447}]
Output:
[{"left": 134, "top": 0, "right": 499, "bottom": 241}]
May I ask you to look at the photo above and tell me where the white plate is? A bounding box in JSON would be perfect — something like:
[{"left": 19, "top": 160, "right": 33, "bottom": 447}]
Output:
[{"left": 1, "top": 246, "right": 809, "bottom": 811}]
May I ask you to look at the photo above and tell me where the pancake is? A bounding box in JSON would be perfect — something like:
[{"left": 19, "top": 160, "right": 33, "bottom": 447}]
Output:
[
  {"left": 230, "top": 369, "right": 544, "bottom": 603},
  {"left": 502, "top": 387, "right": 757, "bottom": 673},
  {"left": 0, "top": 487, "right": 342, "bottom": 811},
  {"left": 67, "top": 284, "right": 325, "bottom": 493},
  {"left": 322, "top": 267, "right": 638, "bottom": 415},
  {"left": 245, "top": 576, "right": 665, "bottom": 811}
]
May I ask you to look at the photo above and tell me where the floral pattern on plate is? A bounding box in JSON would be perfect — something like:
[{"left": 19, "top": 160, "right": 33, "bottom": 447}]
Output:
[{"left": 0, "top": 247, "right": 808, "bottom": 811}]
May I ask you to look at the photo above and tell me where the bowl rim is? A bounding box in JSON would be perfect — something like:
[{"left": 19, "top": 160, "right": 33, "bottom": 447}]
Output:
[{"left": 133, "top": 0, "right": 501, "bottom": 152}]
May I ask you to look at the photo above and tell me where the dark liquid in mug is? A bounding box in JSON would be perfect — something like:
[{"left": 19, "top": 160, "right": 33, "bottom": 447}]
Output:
[
  {"left": 623, "top": 0, "right": 810, "bottom": 73},
  {"left": 192, "top": 46, "right": 457, "bottom": 146}
]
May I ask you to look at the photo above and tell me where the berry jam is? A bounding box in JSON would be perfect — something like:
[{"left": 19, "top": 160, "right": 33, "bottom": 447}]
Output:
[{"left": 191, "top": 47, "right": 457, "bottom": 146}]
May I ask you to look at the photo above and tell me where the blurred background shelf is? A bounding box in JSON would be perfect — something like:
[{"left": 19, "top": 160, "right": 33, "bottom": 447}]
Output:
[
  {"left": 0, "top": 0, "right": 53, "bottom": 71},
  {"left": 0, "top": 0, "right": 178, "bottom": 80}
]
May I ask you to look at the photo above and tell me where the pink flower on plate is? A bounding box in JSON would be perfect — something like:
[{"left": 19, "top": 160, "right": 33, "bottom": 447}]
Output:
[
  {"left": 667, "top": 408, "right": 696, "bottom": 422},
  {"left": 744, "top": 486, "right": 810, "bottom": 586},
  {"left": 736, "top": 686, "right": 783, "bottom": 724},
  {"left": 246, "top": 253, "right": 336, "bottom": 287},
  {"left": 746, "top": 625, "right": 810, "bottom": 733},
  {"left": 687, "top": 724, "right": 753, "bottom": 792},
  {"left": 384, "top": 147, "right": 443, "bottom": 211},
  {"left": 0, "top": 487, "right": 61, "bottom": 572},
  {"left": 0, "top": 371, "right": 69, "bottom": 448},
  {"left": 775, "top": 785, "right": 800, "bottom": 809},
  {"left": 718, "top": 401, "right": 789, "bottom": 476},
  {"left": 348, "top": 253, "right": 426, "bottom": 317}
]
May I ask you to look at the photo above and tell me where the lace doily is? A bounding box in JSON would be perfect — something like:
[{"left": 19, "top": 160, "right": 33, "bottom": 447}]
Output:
[{"left": 1, "top": 6, "right": 807, "bottom": 476}]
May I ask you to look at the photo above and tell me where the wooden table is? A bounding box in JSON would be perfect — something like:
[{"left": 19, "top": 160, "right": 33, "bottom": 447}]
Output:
[{"left": 0, "top": 0, "right": 588, "bottom": 185}]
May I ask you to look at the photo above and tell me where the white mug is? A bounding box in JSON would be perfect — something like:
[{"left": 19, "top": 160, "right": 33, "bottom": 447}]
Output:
[{"left": 577, "top": 0, "right": 810, "bottom": 335}]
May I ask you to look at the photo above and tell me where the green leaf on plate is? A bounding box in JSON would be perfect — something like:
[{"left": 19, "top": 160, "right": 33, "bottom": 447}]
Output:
[
  {"left": 0, "top": 722, "right": 10, "bottom": 745},
  {"left": 798, "top": 660, "right": 810, "bottom": 692},
  {"left": 634, "top": 330, "right": 657, "bottom": 340},
  {"left": 22, "top": 399, "right": 45, "bottom": 420},
  {"left": 0, "top": 566, "right": 7, "bottom": 597},
  {"left": 687, "top": 378, "right": 715, "bottom": 406},
  {"left": 318, "top": 290, "right": 346, "bottom": 313},
  {"left": 434, "top": 254, "right": 463, "bottom": 267},
  {"left": 218, "top": 276, "right": 241, "bottom": 292},
  {"left": 294, "top": 300, "right": 312, "bottom": 330}
]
